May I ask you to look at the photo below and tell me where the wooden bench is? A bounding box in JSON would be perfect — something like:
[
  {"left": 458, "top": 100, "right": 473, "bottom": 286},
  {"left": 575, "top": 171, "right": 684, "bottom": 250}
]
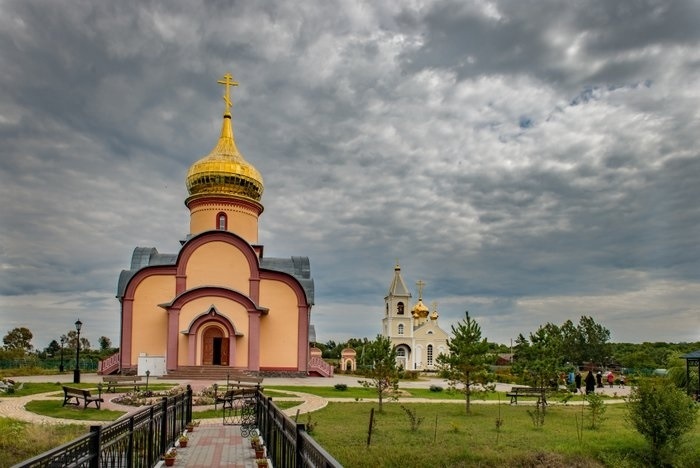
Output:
[
  {"left": 102, "top": 375, "right": 146, "bottom": 393},
  {"left": 506, "top": 386, "right": 548, "bottom": 405},
  {"left": 62, "top": 386, "right": 104, "bottom": 409},
  {"left": 214, "top": 374, "right": 264, "bottom": 410}
]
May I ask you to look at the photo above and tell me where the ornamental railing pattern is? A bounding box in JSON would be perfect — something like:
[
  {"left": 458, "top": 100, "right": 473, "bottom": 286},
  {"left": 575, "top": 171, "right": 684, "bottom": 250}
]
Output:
[
  {"left": 12, "top": 386, "right": 192, "bottom": 468},
  {"left": 98, "top": 352, "right": 121, "bottom": 375},
  {"left": 308, "top": 355, "right": 334, "bottom": 377}
]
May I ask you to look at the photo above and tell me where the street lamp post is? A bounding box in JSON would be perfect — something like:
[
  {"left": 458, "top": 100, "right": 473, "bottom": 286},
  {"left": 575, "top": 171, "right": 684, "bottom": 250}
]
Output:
[
  {"left": 59, "top": 336, "right": 66, "bottom": 373},
  {"left": 73, "top": 319, "right": 82, "bottom": 384}
]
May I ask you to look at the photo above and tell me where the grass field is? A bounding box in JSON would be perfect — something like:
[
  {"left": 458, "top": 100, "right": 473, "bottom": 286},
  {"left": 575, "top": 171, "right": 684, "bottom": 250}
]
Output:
[{"left": 309, "top": 401, "right": 700, "bottom": 467}]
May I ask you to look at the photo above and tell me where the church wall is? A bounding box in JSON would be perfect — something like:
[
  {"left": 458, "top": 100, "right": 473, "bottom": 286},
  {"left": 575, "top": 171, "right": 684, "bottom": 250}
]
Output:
[
  {"left": 131, "top": 275, "right": 174, "bottom": 365},
  {"left": 258, "top": 279, "right": 299, "bottom": 368},
  {"left": 178, "top": 297, "right": 250, "bottom": 366},
  {"left": 189, "top": 201, "right": 260, "bottom": 244},
  {"left": 185, "top": 241, "right": 250, "bottom": 292}
]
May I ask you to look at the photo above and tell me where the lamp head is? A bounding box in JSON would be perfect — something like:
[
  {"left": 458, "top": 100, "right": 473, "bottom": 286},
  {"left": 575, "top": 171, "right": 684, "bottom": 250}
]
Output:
[{"left": 75, "top": 319, "right": 83, "bottom": 332}]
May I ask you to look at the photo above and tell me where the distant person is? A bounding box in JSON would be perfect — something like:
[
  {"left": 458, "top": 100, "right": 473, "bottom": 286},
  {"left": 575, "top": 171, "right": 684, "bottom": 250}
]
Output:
[
  {"left": 596, "top": 371, "right": 603, "bottom": 388},
  {"left": 619, "top": 374, "right": 625, "bottom": 388},
  {"left": 607, "top": 371, "right": 614, "bottom": 388},
  {"left": 575, "top": 372, "right": 582, "bottom": 393},
  {"left": 585, "top": 371, "right": 596, "bottom": 394}
]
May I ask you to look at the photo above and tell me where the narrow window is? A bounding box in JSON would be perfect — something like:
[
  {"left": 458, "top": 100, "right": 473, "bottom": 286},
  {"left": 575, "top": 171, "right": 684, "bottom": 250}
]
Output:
[
  {"left": 427, "top": 345, "right": 433, "bottom": 366},
  {"left": 397, "top": 302, "right": 404, "bottom": 315},
  {"left": 217, "top": 212, "right": 227, "bottom": 230},
  {"left": 398, "top": 324, "right": 404, "bottom": 335}
]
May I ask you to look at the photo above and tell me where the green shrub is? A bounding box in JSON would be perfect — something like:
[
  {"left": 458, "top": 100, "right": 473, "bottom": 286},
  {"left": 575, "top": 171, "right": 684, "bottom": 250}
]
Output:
[
  {"left": 429, "top": 384, "right": 443, "bottom": 392},
  {"left": 334, "top": 383, "right": 347, "bottom": 391},
  {"left": 627, "top": 379, "right": 698, "bottom": 465}
]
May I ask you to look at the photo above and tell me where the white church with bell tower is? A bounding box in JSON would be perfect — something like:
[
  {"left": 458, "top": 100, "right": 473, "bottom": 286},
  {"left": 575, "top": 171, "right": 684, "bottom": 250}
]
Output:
[{"left": 381, "top": 263, "right": 449, "bottom": 371}]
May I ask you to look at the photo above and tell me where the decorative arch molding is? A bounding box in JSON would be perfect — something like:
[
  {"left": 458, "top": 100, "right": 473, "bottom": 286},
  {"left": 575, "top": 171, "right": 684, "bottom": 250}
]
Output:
[
  {"left": 161, "top": 285, "right": 267, "bottom": 314},
  {"left": 185, "top": 305, "right": 244, "bottom": 337},
  {"left": 176, "top": 231, "right": 261, "bottom": 297},
  {"left": 159, "top": 286, "right": 268, "bottom": 370}
]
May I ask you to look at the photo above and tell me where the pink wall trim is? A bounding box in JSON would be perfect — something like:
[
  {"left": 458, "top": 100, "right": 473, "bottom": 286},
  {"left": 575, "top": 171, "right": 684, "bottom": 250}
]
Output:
[
  {"left": 167, "top": 308, "right": 180, "bottom": 370},
  {"left": 175, "top": 231, "right": 261, "bottom": 296},
  {"left": 120, "top": 298, "right": 134, "bottom": 369}
]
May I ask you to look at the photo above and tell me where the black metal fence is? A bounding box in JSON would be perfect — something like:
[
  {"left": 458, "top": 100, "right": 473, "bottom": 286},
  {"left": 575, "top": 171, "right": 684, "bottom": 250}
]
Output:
[
  {"left": 257, "top": 394, "right": 343, "bottom": 468},
  {"left": 12, "top": 386, "right": 192, "bottom": 468},
  {"left": 12, "top": 386, "right": 341, "bottom": 468}
]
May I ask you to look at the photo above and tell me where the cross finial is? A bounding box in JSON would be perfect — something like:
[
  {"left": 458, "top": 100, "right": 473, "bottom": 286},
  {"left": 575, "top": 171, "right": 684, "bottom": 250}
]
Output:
[
  {"left": 217, "top": 72, "right": 239, "bottom": 114},
  {"left": 431, "top": 301, "right": 438, "bottom": 311},
  {"left": 416, "top": 280, "right": 425, "bottom": 300}
]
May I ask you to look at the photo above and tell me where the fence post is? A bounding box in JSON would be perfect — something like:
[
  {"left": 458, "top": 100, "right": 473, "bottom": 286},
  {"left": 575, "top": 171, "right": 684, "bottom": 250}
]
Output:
[
  {"left": 295, "top": 423, "right": 305, "bottom": 468},
  {"left": 160, "top": 397, "right": 168, "bottom": 455},
  {"left": 146, "top": 405, "right": 154, "bottom": 467},
  {"left": 89, "top": 425, "right": 101, "bottom": 468},
  {"left": 186, "top": 384, "right": 193, "bottom": 424}
]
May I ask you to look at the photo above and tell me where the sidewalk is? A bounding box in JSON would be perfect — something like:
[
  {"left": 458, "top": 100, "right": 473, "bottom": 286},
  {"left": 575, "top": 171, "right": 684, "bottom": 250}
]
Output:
[{"left": 163, "top": 424, "right": 260, "bottom": 468}]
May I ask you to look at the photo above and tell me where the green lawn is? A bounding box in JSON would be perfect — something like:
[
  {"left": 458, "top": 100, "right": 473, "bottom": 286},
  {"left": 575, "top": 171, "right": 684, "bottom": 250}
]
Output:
[
  {"left": 0, "top": 416, "right": 86, "bottom": 468},
  {"left": 24, "top": 400, "right": 125, "bottom": 421},
  {"left": 310, "top": 402, "right": 700, "bottom": 467}
]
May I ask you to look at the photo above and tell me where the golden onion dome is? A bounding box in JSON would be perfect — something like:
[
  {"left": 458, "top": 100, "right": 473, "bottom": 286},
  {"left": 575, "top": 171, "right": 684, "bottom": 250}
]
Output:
[
  {"left": 412, "top": 299, "right": 429, "bottom": 318},
  {"left": 186, "top": 74, "right": 264, "bottom": 202}
]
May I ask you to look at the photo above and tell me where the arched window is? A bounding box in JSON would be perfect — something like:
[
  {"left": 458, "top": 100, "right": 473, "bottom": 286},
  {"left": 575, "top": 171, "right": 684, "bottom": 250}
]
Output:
[
  {"left": 398, "top": 324, "right": 404, "bottom": 335},
  {"left": 217, "top": 212, "right": 227, "bottom": 230},
  {"left": 397, "top": 302, "right": 404, "bottom": 315},
  {"left": 396, "top": 348, "right": 406, "bottom": 357},
  {"left": 385, "top": 304, "right": 389, "bottom": 315},
  {"left": 427, "top": 344, "right": 433, "bottom": 366}
]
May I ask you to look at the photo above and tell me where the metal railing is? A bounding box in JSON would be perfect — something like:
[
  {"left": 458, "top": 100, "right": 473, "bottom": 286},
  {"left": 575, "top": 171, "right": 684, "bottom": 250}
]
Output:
[
  {"left": 12, "top": 386, "right": 192, "bottom": 468},
  {"left": 257, "top": 393, "right": 343, "bottom": 468}
]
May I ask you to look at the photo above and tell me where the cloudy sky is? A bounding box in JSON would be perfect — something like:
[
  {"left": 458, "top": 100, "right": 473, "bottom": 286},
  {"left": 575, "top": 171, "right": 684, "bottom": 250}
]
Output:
[{"left": 1, "top": 0, "right": 699, "bottom": 351}]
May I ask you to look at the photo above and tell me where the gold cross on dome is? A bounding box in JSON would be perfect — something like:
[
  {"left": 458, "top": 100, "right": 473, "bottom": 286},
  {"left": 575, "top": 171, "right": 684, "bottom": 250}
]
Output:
[
  {"left": 416, "top": 280, "right": 425, "bottom": 300},
  {"left": 217, "top": 72, "right": 239, "bottom": 114}
]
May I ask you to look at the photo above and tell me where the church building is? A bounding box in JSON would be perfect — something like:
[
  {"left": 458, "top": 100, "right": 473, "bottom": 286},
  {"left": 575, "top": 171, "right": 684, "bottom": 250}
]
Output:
[
  {"left": 382, "top": 264, "right": 449, "bottom": 371},
  {"left": 114, "top": 74, "right": 319, "bottom": 376}
]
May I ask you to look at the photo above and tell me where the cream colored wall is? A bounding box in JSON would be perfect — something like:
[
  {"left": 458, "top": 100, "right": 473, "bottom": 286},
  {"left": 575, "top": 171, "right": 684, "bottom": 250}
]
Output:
[
  {"left": 178, "top": 297, "right": 250, "bottom": 366},
  {"left": 258, "top": 279, "right": 299, "bottom": 368},
  {"left": 189, "top": 205, "right": 259, "bottom": 244},
  {"left": 131, "top": 275, "right": 175, "bottom": 364},
  {"left": 186, "top": 241, "right": 250, "bottom": 292}
]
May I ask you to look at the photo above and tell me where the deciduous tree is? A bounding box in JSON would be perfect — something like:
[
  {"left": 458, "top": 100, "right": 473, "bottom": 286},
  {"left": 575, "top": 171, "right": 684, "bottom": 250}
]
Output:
[{"left": 3, "top": 327, "right": 34, "bottom": 354}]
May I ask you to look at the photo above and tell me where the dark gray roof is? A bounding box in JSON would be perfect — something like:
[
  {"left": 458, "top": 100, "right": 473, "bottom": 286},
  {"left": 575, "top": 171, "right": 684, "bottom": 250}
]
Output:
[
  {"left": 680, "top": 350, "right": 700, "bottom": 359},
  {"left": 117, "top": 247, "right": 314, "bottom": 305}
]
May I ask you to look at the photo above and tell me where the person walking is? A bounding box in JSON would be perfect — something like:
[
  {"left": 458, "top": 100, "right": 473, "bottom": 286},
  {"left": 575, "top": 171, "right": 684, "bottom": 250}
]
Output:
[
  {"left": 575, "top": 371, "right": 582, "bottom": 393},
  {"left": 607, "top": 371, "right": 614, "bottom": 388},
  {"left": 585, "top": 371, "right": 596, "bottom": 395},
  {"left": 596, "top": 371, "right": 603, "bottom": 388}
]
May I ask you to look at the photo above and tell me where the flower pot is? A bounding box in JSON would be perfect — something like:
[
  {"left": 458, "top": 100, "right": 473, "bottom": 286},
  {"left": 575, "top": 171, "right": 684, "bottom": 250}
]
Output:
[
  {"left": 255, "top": 449, "right": 265, "bottom": 459},
  {"left": 186, "top": 426, "right": 194, "bottom": 433},
  {"left": 164, "top": 458, "right": 175, "bottom": 466},
  {"left": 179, "top": 440, "right": 187, "bottom": 448}
]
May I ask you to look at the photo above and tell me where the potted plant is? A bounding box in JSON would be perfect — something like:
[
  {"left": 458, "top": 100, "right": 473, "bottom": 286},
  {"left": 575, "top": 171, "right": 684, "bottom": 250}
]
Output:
[
  {"left": 250, "top": 434, "right": 261, "bottom": 449},
  {"left": 186, "top": 420, "right": 199, "bottom": 432},
  {"left": 178, "top": 434, "right": 189, "bottom": 448},
  {"left": 163, "top": 448, "right": 177, "bottom": 466},
  {"left": 255, "top": 458, "right": 269, "bottom": 467},
  {"left": 254, "top": 444, "right": 265, "bottom": 459}
]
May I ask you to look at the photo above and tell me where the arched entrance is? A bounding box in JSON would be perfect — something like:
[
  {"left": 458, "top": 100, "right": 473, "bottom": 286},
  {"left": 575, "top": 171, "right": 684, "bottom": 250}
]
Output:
[{"left": 202, "top": 326, "right": 229, "bottom": 365}]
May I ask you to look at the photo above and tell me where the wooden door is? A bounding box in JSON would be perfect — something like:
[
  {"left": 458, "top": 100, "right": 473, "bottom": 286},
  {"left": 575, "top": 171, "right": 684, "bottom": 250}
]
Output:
[
  {"left": 221, "top": 338, "right": 229, "bottom": 365},
  {"left": 202, "top": 327, "right": 223, "bottom": 365}
]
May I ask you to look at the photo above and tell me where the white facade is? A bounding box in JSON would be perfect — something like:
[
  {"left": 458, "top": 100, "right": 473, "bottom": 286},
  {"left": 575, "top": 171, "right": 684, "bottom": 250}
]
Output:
[{"left": 382, "top": 264, "right": 449, "bottom": 371}]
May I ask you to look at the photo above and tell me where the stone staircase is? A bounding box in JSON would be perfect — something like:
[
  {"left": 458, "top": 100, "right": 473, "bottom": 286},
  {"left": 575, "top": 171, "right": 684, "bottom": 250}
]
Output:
[{"left": 159, "top": 366, "right": 258, "bottom": 380}]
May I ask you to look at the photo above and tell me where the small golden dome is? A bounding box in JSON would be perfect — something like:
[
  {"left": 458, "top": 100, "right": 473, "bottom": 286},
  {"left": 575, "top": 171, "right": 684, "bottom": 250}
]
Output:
[{"left": 186, "top": 74, "right": 264, "bottom": 203}]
